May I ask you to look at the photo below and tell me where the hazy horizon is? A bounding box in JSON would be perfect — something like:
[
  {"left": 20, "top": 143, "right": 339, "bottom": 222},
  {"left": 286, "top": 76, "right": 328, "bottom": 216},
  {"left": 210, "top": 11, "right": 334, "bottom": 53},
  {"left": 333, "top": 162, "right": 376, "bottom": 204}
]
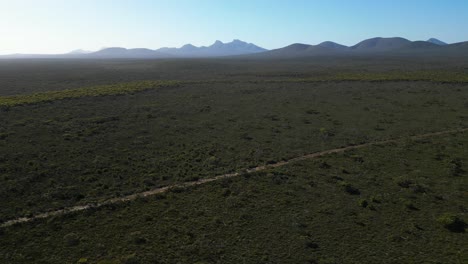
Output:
[{"left": 1, "top": 0, "right": 467, "bottom": 55}]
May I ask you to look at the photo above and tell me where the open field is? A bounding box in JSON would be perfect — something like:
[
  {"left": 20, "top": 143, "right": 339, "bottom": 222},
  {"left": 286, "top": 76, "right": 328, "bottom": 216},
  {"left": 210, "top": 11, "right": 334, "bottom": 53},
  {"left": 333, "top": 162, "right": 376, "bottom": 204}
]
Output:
[
  {"left": 0, "top": 58, "right": 467, "bottom": 263},
  {"left": 1, "top": 130, "right": 467, "bottom": 263},
  {"left": 1, "top": 79, "right": 467, "bottom": 221},
  {"left": 1, "top": 56, "right": 468, "bottom": 96},
  {"left": 2, "top": 127, "right": 466, "bottom": 228}
]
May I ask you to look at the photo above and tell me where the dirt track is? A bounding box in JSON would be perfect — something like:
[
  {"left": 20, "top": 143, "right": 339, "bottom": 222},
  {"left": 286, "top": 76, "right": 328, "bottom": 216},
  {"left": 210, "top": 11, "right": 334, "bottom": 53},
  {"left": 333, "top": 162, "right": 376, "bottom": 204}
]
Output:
[{"left": 2, "top": 127, "right": 467, "bottom": 228}]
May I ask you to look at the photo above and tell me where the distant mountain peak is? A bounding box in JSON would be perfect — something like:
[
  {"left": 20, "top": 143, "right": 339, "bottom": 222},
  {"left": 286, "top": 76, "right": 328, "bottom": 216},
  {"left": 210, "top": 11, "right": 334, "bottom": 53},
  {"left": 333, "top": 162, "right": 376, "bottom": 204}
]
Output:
[
  {"left": 284, "top": 43, "right": 312, "bottom": 50},
  {"left": 182, "top": 44, "right": 196, "bottom": 48},
  {"left": 152, "top": 39, "right": 266, "bottom": 57},
  {"left": 212, "top": 40, "right": 223, "bottom": 46},
  {"left": 317, "top": 41, "right": 348, "bottom": 49},
  {"left": 427, "top": 38, "right": 447, "bottom": 45},
  {"left": 180, "top": 44, "right": 197, "bottom": 50},
  {"left": 351, "top": 37, "right": 411, "bottom": 51}
]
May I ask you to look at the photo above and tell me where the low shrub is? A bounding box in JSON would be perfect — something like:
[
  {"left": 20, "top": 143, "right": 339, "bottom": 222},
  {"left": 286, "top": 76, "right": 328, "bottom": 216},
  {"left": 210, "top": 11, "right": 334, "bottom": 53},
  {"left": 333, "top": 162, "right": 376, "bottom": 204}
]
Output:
[
  {"left": 437, "top": 213, "right": 466, "bottom": 233},
  {"left": 63, "top": 232, "right": 80, "bottom": 247},
  {"left": 339, "top": 181, "right": 360, "bottom": 195},
  {"left": 358, "top": 199, "right": 368, "bottom": 208}
]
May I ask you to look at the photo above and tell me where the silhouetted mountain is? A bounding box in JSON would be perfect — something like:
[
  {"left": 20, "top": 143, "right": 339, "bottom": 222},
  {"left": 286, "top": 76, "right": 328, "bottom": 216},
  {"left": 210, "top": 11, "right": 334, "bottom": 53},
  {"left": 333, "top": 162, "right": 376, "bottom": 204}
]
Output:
[
  {"left": 261, "top": 43, "right": 311, "bottom": 57},
  {"left": 282, "top": 43, "right": 312, "bottom": 51},
  {"left": 351, "top": 37, "right": 412, "bottom": 52},
  {"left": 157, "top": 44, "right": 197, "bottom": 55},
  {"left": 446, "top": 41, "right": 468, "bottom": 48},
  {"left": 210, "top": 39, "right": 266, "bottom": 55},
  {"left": 156, "top": 39, "right": 267, "bottom": 57},
  {"left": 317, "top": 41, "right": 348, "bottom": 50},
  {"left": 0, "top": 40, "right": 266, "bottom": 59},
  {"left": 180, "top": 44, "right": 197, "bottom": 51},
  {"left": 402, "top": 41, "right": 440, "bottom": 49},
  {"left": 259, "top": 41, "right": 350, "bottom": 58},
  {"left": 253, "top": 37, "right": 468, "bottom": 58},
  {"left": 427, "top": 38, "right": 447, "bottom": 45},
  {"left": 1, "top": 37, "right": 468, "bottom": 59}
]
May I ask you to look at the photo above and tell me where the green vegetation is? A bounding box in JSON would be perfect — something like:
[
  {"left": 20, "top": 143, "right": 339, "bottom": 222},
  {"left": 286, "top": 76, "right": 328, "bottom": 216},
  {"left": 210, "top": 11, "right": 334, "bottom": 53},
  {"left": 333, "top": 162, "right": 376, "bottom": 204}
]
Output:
[
  {"left": 2, "top": 70, "right": 468, "bottom": 107},
  {"left": 1, "top": 80, "right": 466, "bottom": 221},
  {"left": 1, "top": 57, "right": 468, "bottom": 96},
  {"left": 325, "top": 71, "right": 468, "bottom": 83},
  {"left": 437, "top": 213, "right": 467, "bottom": 233},
  {"left": 0, "top": 58, "right": 467, "bottom": 263},
  {"left": 0, "top": 80, "right": 180, "bottom": 107},
  {"left": 1, "top": 132, "right": 466, "bottom": 263}
]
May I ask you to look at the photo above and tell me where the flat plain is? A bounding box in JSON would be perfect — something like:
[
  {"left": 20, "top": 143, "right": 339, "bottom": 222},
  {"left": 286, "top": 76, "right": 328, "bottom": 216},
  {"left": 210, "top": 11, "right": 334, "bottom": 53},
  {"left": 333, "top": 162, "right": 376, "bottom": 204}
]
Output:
[{"left": 0, "top": 57, "right": 467, "bottom": 264}]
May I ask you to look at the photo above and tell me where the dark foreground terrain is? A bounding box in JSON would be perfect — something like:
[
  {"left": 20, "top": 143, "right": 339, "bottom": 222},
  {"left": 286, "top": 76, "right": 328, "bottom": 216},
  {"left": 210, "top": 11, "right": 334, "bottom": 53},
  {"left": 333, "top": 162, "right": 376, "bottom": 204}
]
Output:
[{"left": 0, "top": 57, "right": 467, "bottom": 263}]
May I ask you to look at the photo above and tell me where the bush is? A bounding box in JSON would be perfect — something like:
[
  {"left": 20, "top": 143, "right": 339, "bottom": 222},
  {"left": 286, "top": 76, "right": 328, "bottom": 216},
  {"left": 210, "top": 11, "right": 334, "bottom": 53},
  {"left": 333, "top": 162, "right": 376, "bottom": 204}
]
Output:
[
  {"left": 396, "top": 179, "right": 413, "bottom": 188},
  {"left": 0, "top": 133, "right": 8, "bottom": 140},
  {"left": 64, "top": 232, "right": 80, "bottom": 246},
  {"left": 410, "top": 184, "right": 428, "bottom": 194},
  {"left": 449, "top": 158, "right": 464, "bottom": 176},
  {"left": 403, "top": 200, "right": 418, "bottom": 211},
  {"left": 370, "top": 196, "right": 381, "bottom": 203},
  {"left": 437, "top": 213, "right": 466, "bottom": 233},
  {"left": 339, "top": 181, "right": 360, "bottom": 195},
  {"left": 358, "top": 199, "right": 368, "bottom": 208},
  {"left": 305, "top": 241, "right": 319, "bottom": 249},
  {"left": 271, "top": 173, "right": 289, "bottom": 185},
  {"left": 129, "top": 231, "right": 149, "bottom": 245},
  {"left": 319, "top": 161, "right": 331, "bottom": 169}
]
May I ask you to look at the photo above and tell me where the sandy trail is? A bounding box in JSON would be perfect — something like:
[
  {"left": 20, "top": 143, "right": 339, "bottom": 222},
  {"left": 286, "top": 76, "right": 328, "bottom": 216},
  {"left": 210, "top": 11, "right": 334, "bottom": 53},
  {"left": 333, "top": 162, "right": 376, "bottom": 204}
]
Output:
[{"left": 2, "top": 127, "right": 467, "bottom": 228}]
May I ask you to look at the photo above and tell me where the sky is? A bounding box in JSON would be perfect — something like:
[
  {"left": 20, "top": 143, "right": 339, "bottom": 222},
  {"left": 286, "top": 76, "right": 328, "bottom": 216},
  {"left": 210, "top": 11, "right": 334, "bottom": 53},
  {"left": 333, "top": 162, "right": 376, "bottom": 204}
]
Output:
[{"left": 0, "top": 0, "right": 467, "bottom": 54}]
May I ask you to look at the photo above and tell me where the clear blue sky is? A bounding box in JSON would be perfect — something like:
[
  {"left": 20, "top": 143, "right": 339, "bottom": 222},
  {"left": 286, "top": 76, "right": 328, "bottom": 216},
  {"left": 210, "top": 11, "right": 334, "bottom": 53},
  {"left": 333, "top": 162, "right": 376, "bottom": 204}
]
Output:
[{"left": 1, "top": 0, "right": 467, "bottom": 54}]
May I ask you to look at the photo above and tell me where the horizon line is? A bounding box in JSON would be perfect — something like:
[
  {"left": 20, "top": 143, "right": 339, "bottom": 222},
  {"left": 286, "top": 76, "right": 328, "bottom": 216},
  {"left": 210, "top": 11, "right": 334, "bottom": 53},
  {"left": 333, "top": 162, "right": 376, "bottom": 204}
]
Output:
[{"left": 0, "top": 36, "right": 461, "bottom": 56}]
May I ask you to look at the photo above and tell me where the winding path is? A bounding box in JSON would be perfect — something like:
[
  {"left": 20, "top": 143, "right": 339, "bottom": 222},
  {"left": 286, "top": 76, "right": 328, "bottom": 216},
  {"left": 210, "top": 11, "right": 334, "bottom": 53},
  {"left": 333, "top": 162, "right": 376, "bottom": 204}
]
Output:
[{"left": 2, "top": 127, "right": 467, "bottom": 228}]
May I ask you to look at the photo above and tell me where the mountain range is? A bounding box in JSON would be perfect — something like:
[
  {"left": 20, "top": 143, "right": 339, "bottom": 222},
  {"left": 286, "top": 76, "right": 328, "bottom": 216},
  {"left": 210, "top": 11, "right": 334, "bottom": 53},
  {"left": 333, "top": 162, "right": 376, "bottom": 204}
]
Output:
[
  {"left": 0, "top": 40, "right": 266, "bottom": 59},
  {"left": 258, "top": 37, "right": 467, "bottom": 58},
  {"left": 1, "top": 37, "right": 466, "bottom": 59}
]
